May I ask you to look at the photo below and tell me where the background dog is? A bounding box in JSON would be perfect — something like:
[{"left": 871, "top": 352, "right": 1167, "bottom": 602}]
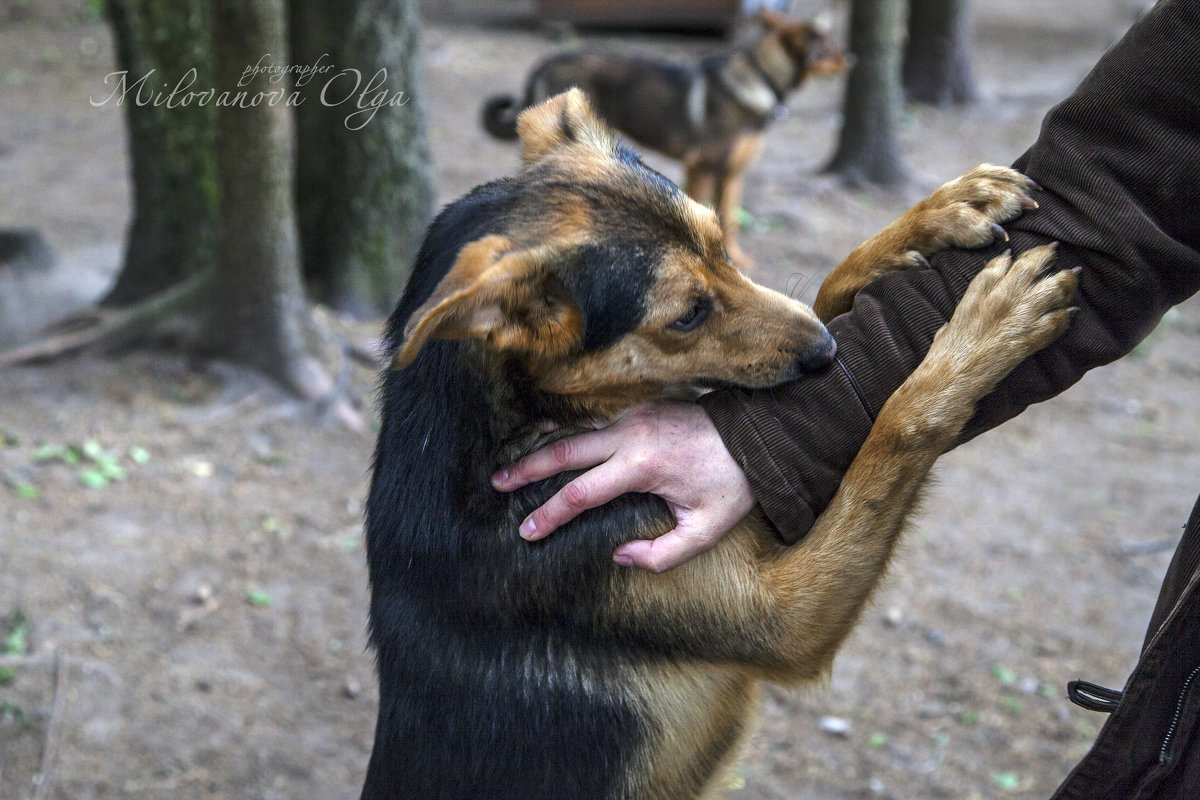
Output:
[
  {"left": 363, "top": 90, "right": 1075, "bottom": 799},
  {"left": 481, "top": 11, "right": 847, "bottom": 267}
]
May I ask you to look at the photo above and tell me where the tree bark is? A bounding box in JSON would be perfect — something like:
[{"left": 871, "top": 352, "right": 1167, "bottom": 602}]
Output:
[
  {"left": 207, "top": 0, "right": 331, "bottom": 399},
  {"left": 824, "top": 0, "right": 908, "bottom": 187},
  {"left": 903, "top": 0, "right": 979, "bottom": 106},
  {"left": 290, "top": 0, "right": 434, "bottom": 318},
  {"left": 102, "top": 0, "right": 218, "bottom": 306}
]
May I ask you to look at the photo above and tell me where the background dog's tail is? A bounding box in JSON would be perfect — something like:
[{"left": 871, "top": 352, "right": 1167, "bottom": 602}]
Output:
[{"left": 481, "top": 94, "right": 522, "bottom": 140}]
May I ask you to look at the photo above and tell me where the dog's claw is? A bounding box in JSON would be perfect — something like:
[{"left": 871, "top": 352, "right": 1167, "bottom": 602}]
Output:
[
  {"left": 905, "top": 250, "right": 931, "bottom": 268},
  {"left": 990, "top": 223, "right": 1009, "bottom": 242}
]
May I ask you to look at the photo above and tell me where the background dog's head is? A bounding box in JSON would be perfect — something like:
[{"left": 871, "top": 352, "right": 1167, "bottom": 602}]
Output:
[
  {"left": 392, "top": 90, "right": 835, "bottom": 416},
  {"left": 757, "top": 9, "right": 849, "bottom": 85}
]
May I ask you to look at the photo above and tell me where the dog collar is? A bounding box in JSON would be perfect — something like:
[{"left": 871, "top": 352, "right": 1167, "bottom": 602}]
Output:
[
  {"left": 715, "top": 64, "right": 781, "bottom": 122},
  {"left": 715, "top": 51, "right": 790, "bottom": 123},
  {"left": 745, "top": 51, "right": 789, "bottom": 106},
  {"left": 686, "top": 72, "right": 708, "bottom": 131}
]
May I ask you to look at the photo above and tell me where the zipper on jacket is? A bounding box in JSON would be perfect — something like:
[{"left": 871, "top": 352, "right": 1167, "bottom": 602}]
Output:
[{"left": 1159, "top": 663, "right": 1200, "bottom": 765}]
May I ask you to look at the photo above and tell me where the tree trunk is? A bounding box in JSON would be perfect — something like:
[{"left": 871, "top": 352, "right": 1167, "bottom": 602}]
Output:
[
  {"left": 207, "top": 0, "right": 331, "bottom": 400},
  {"left": 824, "top": 0, "right": 908, "bottom": 187},
  {"left": 102, "top": 0, "right": 218, "bottom": 306},
  {"left": 290, "top": 0, "right": 434, "bottom": 318},
  {"left": 903, "top": 0, "right": 979, "bottom": 106}
]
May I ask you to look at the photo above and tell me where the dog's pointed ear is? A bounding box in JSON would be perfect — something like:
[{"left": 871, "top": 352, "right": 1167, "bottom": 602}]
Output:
[
  {"left": 515, "top": 88, "right": 616, "bottom": 165},
  {"left": 392, "top": 235, "right": 584, "bottom": 369},
  {"left": 756, "top": 7, "right": 790, "bottom": 30}
]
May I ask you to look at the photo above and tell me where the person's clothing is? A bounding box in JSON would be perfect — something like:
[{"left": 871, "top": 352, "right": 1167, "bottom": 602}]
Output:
[
  {"left": 1053, "top": 499, "right": 1200, "bottom": 800},
  {"left": 700, "top": 0, "right": 1200, "bottom": 796}
]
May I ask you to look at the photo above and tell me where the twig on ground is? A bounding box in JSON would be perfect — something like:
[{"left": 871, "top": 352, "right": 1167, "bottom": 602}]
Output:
[
  {"left": 0, "top": 271, "right": 212, "bottom": 371},
  {"left": 31, "top": 652, "right": 69, "bottom": 800}
]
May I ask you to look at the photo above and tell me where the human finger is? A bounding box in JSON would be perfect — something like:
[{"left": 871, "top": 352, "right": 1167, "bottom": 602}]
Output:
[
  {"left": 611, "top": 527, "right": 722, "bottom": 573},
  {"left": 517, "top": 460, "right": 643, "bottom": 541},
  {"left": 492, "top": 430, "right": 615, "bottom": 491}
]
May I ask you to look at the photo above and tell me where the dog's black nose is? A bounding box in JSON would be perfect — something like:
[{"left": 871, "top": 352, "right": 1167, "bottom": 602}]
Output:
[{"left": 796, "top": 330, "right": 837, "bottom": 372}]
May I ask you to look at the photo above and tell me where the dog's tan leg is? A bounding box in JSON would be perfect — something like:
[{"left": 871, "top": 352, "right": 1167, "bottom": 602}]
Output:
[
  {"left": 813, "top": 165, "right": 1040, "bottom": 322},
  {"left": 759, "top": 244, "right": 1075, "bottom": 680},
  {"left": 714, "top": 134, "right": 764, "bottom": 270},
  {"left": 715, "top": 169, "right": 748, "bottom": 268},
  {"left": 684, "top": 157, "right": 716, "bottom": 208}
]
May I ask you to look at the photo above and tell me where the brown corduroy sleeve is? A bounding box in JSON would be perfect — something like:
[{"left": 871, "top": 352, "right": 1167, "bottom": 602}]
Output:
[{"left": 700, "top": 0, "right": 1200, "bottom": 544}]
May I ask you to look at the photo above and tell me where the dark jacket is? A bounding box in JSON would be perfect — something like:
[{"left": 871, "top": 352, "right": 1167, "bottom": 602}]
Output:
[{"left": 700, "top": 1, "right": 1200, "bottom": 796}]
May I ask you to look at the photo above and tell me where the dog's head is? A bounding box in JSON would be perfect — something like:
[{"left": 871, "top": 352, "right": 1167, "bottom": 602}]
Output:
[
  {"left": 393, "top": 90, "right": 835, "bottom": 416},
  {"left": 757, "top": 10, "right": 848, "bottom": 84}
]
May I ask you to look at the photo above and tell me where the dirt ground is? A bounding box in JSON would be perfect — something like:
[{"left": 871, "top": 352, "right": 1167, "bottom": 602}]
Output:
[{"left": 2, "top": 1, "right": 1199, "bottom": 798}]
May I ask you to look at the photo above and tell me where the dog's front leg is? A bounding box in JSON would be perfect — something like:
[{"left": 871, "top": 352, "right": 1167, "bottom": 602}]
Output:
[
  {"left": 762, "top": 244, "right": 1076, "bottom": 682},
  {"left": 713, "top": 134, "right": 764, "bottom": 270},
  {"left": 683, "top": 157, "right": 716, "bottom": 208},
  {"left": 813, "top": 165, "right": 1040, "bottom": 322}
]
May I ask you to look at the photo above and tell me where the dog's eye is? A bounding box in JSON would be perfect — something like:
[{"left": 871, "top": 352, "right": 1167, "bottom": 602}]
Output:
[{"left": 669, "top": 297, "right": 712, "bottom": 332}]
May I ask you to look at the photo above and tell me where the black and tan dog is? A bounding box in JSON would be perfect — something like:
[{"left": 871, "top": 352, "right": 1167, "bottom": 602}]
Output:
[
  {"left": 481, "top": 11, "right": 847, "bottom": 267},
  {"left": 363, "top": 90, "right": 1076, "bottom": 799}
]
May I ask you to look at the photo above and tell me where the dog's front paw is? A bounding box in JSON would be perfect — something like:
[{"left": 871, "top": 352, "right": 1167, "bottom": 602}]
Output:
[
  {"left": 813, "top": 166, "right": 1040, "bottom": 324},
  {"left": 934, "top": 243, "right": 1078, "bottom": 386},
  {"left": 909, "top": 164, "right": 1040, "bottom": 256}
]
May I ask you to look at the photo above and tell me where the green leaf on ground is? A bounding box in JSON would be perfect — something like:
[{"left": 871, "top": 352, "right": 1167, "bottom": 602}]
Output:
[
  {"left": 33, "top": 443, "right": 82, "bottom": 465},
  {"left": 991, "top": 771, "right": 1021, "bottom": 792},
  {"left": 999, "top": 696, "right": 1023, "bottom": 714},
  {"left": 79, "top": 470, "right": 109, "bottom": 489},
  {"left": 96, "top": 461, "right": 126, "bottom": 481},
  {"left": 246, "top": 590, "right": 272, "bottom": 609},
  {"left": 4, "top": 611, "right": 29, "bottom": 656}
]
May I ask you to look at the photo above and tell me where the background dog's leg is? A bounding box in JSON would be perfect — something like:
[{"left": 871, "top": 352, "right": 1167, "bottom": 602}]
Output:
[
  {"left": 714, "top": 134, "right": 764, "bottom": 270},
  {"left": 762, "top": 245, "right": 1075, "bottom": 680},
  {"left": 714, "top": 166, "right": 746, "bottom": 267},
  {"left": 813, "top": 165, "right": 1039, "bottom": 322},
  {"left": 683, "top": 158, "right": 716, "bottom": 209}
]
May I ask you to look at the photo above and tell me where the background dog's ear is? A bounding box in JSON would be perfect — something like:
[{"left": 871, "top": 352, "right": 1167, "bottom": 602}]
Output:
[
  {"left": 756, "top": 7, "right": 790, "bottom": 31},
  {"left": 515, "top": 88, "right": 616, "bottom": 165},
  {"left": 392, "top": 235, "right": 584, "bottom": 369}
]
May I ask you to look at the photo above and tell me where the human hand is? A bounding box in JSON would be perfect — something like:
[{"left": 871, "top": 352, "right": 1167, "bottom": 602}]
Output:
[{"left": 491, "top": 401, "right": 755, "bottom": 572}]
